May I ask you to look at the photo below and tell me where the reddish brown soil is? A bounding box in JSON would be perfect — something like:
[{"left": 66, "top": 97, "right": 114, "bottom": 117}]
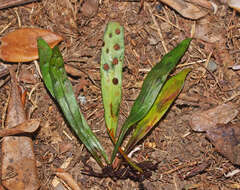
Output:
[{"left": 0, "top": 0, "right": 240, "bottom": 189}]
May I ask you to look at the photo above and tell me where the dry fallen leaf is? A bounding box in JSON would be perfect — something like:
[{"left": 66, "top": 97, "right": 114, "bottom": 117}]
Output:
[
  {"left": 228, "top": 0, "right": 240, "bottom": 12},
  {"left": 0, "top": 62, "right": 8, "bottom": 78},
  {"left": 19, "top": 68, "right": 37, "bottom": 84},
  {"left": 0, "top": 28, "right": 63, "bottom": 62},
  {"left": 190, "top": 103, "right": 240, "bottom": 165},
  {"left": 190, "top": 103, "right": 239, "bottom": 132},
  {"left": 0, "top": 0, "right": 37, "bottom": 10},
  {"left": 64, "top": 64, "right": 83, "bottom": 77},
  {"left": 194, "top": 18, "right": 224, "bottom": 43},
  {"left": 0, "top": 119, "right": 40, "bottom": 137},
  {"left": 0, "top": 185, "right": 4, "bottom": 190},
  {"left": 55, "top": 169, "right": 83, "bottom": 190},
  {"left": 80, "top": 0, "right": 98, "bottom": 18},
  {"left": 59, "top": 143, "right": 73, "bottom": 154},
  {"left": 1, "top": 68, "right": 40, "bottom": 190},
  {"left": 206, "top": 124, "right": 240, "bottom": 165},
  {"left": 159, "top": 0, "right": 208, "bottom": 20}
]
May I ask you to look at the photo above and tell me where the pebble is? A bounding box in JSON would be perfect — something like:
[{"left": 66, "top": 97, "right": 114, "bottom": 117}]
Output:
[{"left": 207, "top": 59, "right": 218, "bottom": 72}]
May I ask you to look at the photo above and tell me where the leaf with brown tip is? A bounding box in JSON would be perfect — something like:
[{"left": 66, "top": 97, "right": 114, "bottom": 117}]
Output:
[{"left": 0, "top": 28, "right": 63, "bottom": 62}]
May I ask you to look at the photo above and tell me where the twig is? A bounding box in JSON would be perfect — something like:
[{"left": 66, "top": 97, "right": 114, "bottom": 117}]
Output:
[
  {"left": 0, "top": 76, "right": 10, "bottom": 88},
  {"left": 161, "top": 161, "right": 198, "bottom": 175},
  {"left": 55, "top": 169, "right": 83, "bottom": 190},
  {"left": 225, "top": 169, "right": 240, "bottom": 178},
  {"left": 28, "top": 83, "right": 40, "bottom": 118},
  {"left": 0, "top": 22, "right": 13, "bottom": 35},
  {"left": 223, "top": 92, "right": 240, "bottom": 103},
  {"left": 154, "top": 14, "right": 182, "bottom": 31},
  {"left": 14, "top": 8, "right": 22, "bottom": 27},
  {"left": 1, "top": 89, "right": 10, "bottom": 128},
  {"left": 0, "top": 63, "right": 9, "bottom": 78},
  {"left": 146, "top": 2, "right": 168, "bottom": 53},
  {"left": 177, "top": 59, "right": 207, "bottom": 68},
  {"left": 0, "top": 0, "right": 38, "bottom": 10}
]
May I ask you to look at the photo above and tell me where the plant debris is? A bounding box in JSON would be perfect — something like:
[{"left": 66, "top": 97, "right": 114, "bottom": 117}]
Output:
[
  {"left": 206, "top": 124, "right": 240, "bottom": 165},
  {"left": 190, "top": 103, "right": 239, "bottom": 132},
  {"left": 0, "top": 0, "right": 240, "bottom": 189},
  {"left": 1, "top": 68, "right": 39, "bottom": 190},
  {"left": 82, "top": 161, "right": 159, "bottom": 182},
  {"left": 0, "top": 28, "right": 62, "bottom": 62}
]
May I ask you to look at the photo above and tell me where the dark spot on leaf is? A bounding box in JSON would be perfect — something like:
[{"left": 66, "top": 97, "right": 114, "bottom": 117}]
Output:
[
  {"left": 103, "top": 64, "right": 109, "bottom": 71},
  {"left": 102, "top": 41, "right": 105, "bottom": 47},
  {"left": 112, "top": 78, "right": 118, "bottom": 85},
  {"left": 112, "top": 58, "right": 118, "bottom": 65},
  {"left": 109, "top": 33, "right": 112, "bottom": 38},
  {"left": 114, "top": 44, "right": 120, "bottom": 50},
  {"left": 115, "top": 28, "right": 120, "bottom": 35},
  {"left": 106, "top": 48, "right": 109, "bottom": 53}
]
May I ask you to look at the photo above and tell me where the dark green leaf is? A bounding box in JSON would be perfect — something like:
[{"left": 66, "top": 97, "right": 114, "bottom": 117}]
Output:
[
  {"left": 111, "top": 38, "right": 192, "bottom": 162},
  {"left": 38, "top": 39, "right": 109, "bottom": 167},
  {"left": 37, "top": 38, "right": 54, "bottom": 96},
  {"left": 125, "top": 68, "right": 191, "bottom": 153}
]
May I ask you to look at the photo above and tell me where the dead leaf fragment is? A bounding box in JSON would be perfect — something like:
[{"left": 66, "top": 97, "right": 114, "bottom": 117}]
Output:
[
  {"left": 190, "top": 0, "right": 215, "bottom": 11},
  {"left": 0, "top": 119, "right": 40, "bottom": 137},
  {"left": 1, "top": 68, "right": 40, "bottom": 190},
  {"left": 55, "top": 170, "right": 83, "bottom": 190},
  {"left": 0, "top": 28, "right": 63, "bottom": 62},
  {"left": 206, "top": 124, "right": 240, "bottom": 165},
  {"left": 64, "top": 64, "right": 83, "bottom": 77},
  {"left": 80, "top": 0, "right": 98, "bottom": 18},
  {"left": 193, "top": 18, "right": 224, "bottom": 43},
  {"left": 159, "top": 0, "right": 208, "bottom": 20},
  {"left": 190, "top": 104, "right": 239, "bottom": 132},
  {"left": 59, "top": 143, "right": 73, "bottom": 154},
  {"left": 228, "top": 0, "right": 240, "bottom": 12},
  {"left": 6, "top": 68, "right": 26, "bottom": 127},
  {"left": 0, "top": 62, "right": 9, "bottom": 78},
  {"left": 0, "top": 0, "right": 37, "bottom": 10},
  {"left": 2, "top": 137, "right": 40, "bottom": 189},
  {"left": 19, "top": 68, "right": 37, "bottom": 84}
]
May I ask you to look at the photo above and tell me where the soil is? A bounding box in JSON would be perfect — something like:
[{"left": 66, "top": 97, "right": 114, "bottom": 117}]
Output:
[{"left": 0, "top": 0, "right": 240, "bottom": 189}]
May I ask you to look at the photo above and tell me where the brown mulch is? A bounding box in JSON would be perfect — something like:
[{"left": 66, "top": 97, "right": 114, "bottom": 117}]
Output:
[{"left": 0, "top": 0, "right": 240, "bottom": 189}]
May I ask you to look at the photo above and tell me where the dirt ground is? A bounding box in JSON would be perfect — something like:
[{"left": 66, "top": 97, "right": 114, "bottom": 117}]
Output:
[{"left": 0, "top": 0, "right": 240, "bottom": 189}]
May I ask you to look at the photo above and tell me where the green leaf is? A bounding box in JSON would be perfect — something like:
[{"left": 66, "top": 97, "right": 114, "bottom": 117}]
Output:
[
  {"left": 37, "top": 38, "right": 54, "bottom": 97},
  {"left": 101, "top": 22, "right": 124, "bottom": 138},
  {"left": 111, "top": 38, "right": 192, "bottom": 162},
  {"left": 38, "top": 39, "right": 109, "bottom": 167},
  {"left": 106, "top": 127, "right": 143, "bottom": 173},
  {"left": 125, "top": 68, "right": 191, "bottom": 153},
  {"left": 100, "top": 23, "right": 144, "bottom": 172}
]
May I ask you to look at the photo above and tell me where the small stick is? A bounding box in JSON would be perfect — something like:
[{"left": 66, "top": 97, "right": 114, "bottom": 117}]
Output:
[
  {"left": 0, "top": 0, "right": 38, "bottom": 10},
  {"left": 146, "top": 2, "right": 168, "bottom": 53},
  {"left": 55, "top": 169, "right": 83, "bottom": 190},
  {"left": 161, "top": 161, "right": 198, "bottom": 175}
]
